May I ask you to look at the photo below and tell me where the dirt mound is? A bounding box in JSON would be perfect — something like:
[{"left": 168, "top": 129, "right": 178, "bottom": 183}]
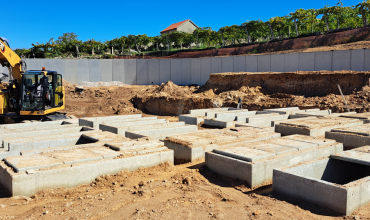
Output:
[{"left": 154, "top": 81, "right": 193, "bottom": 96}]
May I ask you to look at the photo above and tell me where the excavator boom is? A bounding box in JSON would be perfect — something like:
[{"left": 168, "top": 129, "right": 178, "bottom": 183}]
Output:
[{"left": 0, "top": 38, "right": 22, "bottom": 82}]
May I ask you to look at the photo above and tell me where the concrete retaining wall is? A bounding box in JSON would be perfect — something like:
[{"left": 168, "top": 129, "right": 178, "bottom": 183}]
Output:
[{"left": 21, "top": 49, "right": 370, "bottom": 85}]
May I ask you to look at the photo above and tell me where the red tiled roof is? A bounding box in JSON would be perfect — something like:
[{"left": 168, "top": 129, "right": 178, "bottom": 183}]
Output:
[{"left": 160, "top": 19, "right": 189, "bottom": 33}]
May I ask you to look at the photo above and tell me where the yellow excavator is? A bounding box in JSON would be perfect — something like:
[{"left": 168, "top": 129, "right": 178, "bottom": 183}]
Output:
[{"left": 0, "top": 37, "right": 66, "bottom": 122}]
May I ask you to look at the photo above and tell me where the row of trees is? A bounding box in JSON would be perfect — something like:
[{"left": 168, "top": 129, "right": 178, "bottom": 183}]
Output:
[{"left": 15, "top": 0, "right": 370, "bottom": 58}]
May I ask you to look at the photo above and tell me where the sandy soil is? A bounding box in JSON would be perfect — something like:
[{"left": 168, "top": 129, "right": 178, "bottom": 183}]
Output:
[{"left": 0, "top": 160, "right": 368, "bottom": 220}]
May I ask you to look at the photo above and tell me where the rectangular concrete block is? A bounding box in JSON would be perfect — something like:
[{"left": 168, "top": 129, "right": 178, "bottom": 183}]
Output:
[
  {"left": 160, "top": 59, "right": 171, "bottom": 84},
  {"left": 181, "top": 59, "right": 191, "bottom": 85},
  {"left": 171, "top": 59, "right": 182, "bottom": 85},
  {"left": 271, "top": 54, "right": 285, "bottom": 72},
  {"left": 40, "top": 59, "right": 53, "bottom": 70},
  {"left": 112, "top": 59, "right": 125, "bottom": 83},
  {"left": 76, "top": 59, "right": 89, "bottom": 83},
  {"left": 53, "top": 59, "right": 65, "bottom": 76},
  {"left": 246, "top": 55, "right": 258, "bottom": 72},
  {"left": 100, "top": 59, "right": 113, "bottom": 82},
  {"left": 257, "top": 55, "right": 270, "bottom": 72},
  {"left": 124, "top": 59, "right": 137, "bottom": 85},
  {"left": 27, "top": 59, "right": 41, "bottom": 70},
  {"left": 136, "top": 59, "right": 148, "bottom": 85},
  {"left": 221, "top": 56, "right": 233, "bottom": 72},
  {"left": 332, "top": 50, "right": 351, "bottom": 71},
  {"left": 211, "top": 57, "right": 222, "bottom": 74},
  {"left": 233, "top": 56, "right": 246, "bottom": 72},
  {"left": 88, "top": 59, "right": 101, "bottom": 82},
  {"left": 364, "top": 49, "right": 370, "bottom": 71},
  {"left": 351, "top": 49, "right": 365, "bottom": 71},
  {"left": 191, "top": 58, "right": 201, "bottom": 85},
  {"left": 200, "top": 58, "right": 212, "bottom": 85},
  {"left": 64, "top": 59, "right": 77, "bottom": 84},
  {"left": 284, "top": 53, "right": 299, "bottom": 72},
  {"left": 148, "top": 59, "right": 160, "bottom": 85},
  {"left": 315, "top": 51, "right": 332, "bottom": 71},
  {"left": 299, "top": 52, "right": 315, "bottom": 71}
]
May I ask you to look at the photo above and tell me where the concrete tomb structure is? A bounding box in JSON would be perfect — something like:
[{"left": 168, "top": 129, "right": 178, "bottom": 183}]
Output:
[
  {"left": 275, "top": 116, "right": 363, "bottom": 137},
  {"left": 273, "top": 146, "right": 370, "bottom": 215},
  {"left": 164, "top": 127, "right": 280, "bottom": 162},
  {"left": 325, "top": 124, "right": 370, "bottom": 150},
  {"left": 205, "top": 135, "right": 343, "bottom": 188}
]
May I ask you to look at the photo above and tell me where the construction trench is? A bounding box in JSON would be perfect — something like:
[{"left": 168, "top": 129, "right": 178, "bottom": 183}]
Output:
[{"left": 4, "top": 71, "right": 370, "bottom": 217}]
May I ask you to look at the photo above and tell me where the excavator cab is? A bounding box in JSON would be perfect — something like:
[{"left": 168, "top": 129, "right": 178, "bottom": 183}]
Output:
[{"left": 19, "top": 70, "right": 64, "bottom": 115}]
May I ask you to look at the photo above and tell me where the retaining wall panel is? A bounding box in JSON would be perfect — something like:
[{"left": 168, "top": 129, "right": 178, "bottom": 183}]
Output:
[
  {"left": 77, "top": 60, "right": 89, "bottom": 83},
  {"left": 271, "top": 54, "right": 285, "bottom": 72},
  {"left": 181, "top": 59, "right": 191, "bottom": 85},
  {"left": 246, "top": 55, "right": 258, "bottom": 72},
  {"left": 112, "top": 60, "right": 125, "bottom": 83},
  {"left": 299, "top": 52, "right": 315, "bottom": 71},
  {"left": 64, "top": 60, "right": 77, "bottom": 84},
  {"left": 53, "top": 59, "right": 65, "bottom": 77},
  {"left": 100, "top": 59, "right": 112, "bottom": 82},
  {"left": 124, "top": 59, "right": 137, "bottom": 85},
  {"left": 233, "top": 56, "right": 246, "bottom": 72},
  {"left": 257, "top": 55, "right": 270, "bottom": 72},
  {"left": 200, "top": 57, "right": 212, "bottom": 85},
  {"left": 148, "top": 59, "right": 160, "bottom": 85},
  {"left": 221, "top": 56, "right": 234, "bottom": 72},
  {"left": 171, "top": 59, "right": 182, "bottom": 85},
  {"left": 315, "top": 51, "right": 332, "bottom": 71},
  {"left": 40, "top": 59, "right": 53, "bottom": 70},
  {"left": 191, "top": 58, "right": 201, "bottom": 85},
  {"left": 332, "top": 50, "right": 351, "bottom": 71},
  {"left": 88, "top": 59, "right": 101, "bottom": 82},
  {"left": 351, "top": 49, "right": 365, "bottom": 71},
  {"left": 211, "top": 57, "right": 222, "bottom": 74},
  {"left": 365, "top": 49, "right": 370, "bottom": 71},
  {"left": 27, "top": 59, "right": 41, "bottom": 71},
  {"left": 136, "top": 59, "right": 149, "bottom": 85},
  {"left": 284, "top": 53, "right": 299, "bottom": 72},
  {"left": 160, "top": 59, "right": 171, "bottom": 84}
]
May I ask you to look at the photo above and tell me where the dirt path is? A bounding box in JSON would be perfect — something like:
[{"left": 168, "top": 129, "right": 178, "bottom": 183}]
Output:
[{"left": 0, "top": 160, "right": 367, "bottom": 219}]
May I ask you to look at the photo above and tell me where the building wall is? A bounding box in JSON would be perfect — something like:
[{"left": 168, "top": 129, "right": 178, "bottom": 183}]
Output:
[{"left": 178, "top": 21, "right": 198, "bottom": 34}]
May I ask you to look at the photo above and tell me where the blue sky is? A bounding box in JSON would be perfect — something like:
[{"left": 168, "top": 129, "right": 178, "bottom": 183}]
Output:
[{"left": 7, "top": 0, "right": 362, "bottom": 49}]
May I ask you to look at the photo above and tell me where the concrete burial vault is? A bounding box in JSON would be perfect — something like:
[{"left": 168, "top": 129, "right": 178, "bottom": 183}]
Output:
[
  {"left": 273, "top": 146, "right": 370, "bottom": 215},
  {"left": 0, "top": 115, "right": 174, "bottom": 196},
  {"left": 205, "top": 135, "right": 343, "bottom": 188},
  {"left": 326, "top": 124, "right": 370, "bottom": 150}
]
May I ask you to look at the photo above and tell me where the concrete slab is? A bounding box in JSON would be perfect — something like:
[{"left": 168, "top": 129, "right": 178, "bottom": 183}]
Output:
[
  {"left": 325, "top": 124, "right": 370, "bottom": 149},
  {"left": 275, "top": 116, "right": 363, "bottom": 137},
  {"left": 299, "top": 52, "right": 315, "bottom": 71},
  {"left": 257, "top": 55, "right": 270, "bottom": 72},
  {"left": 339, "top": 112, "right": 370, "bottom": 123},
  {"left": 79, "top": 114, "right": 143, "bottom": 129},
  {"left": 315, "top": 51, "right": 332, "bottom": 71},
  {"left": 332, "top": 50, "right": 351, "bottom": 71},
  {"left": 284, "top": 53, "right": 299, "bottom": 72},
  {"left": 233, "top": 56, "right": 246, "bottom": 72},
  {"left": 101, "top": 121, "right": 183, "bottom": 136},
  {"left": 125, "top": 124, "right": 198, "bottom": 140},
  {"left": 200, "top": 57, "right": 212, "bottom": 85},
  {"left": 181, "top": 59, "right": 191, "bottom": 86},
  {"left": 191, "top": 58, "right": 201, "bottom": 85},
  {"left": 100, "top": 59, "right": 113, "bottom": 82},
  {"left": 351, "top": 49, "right": 365, "bottom": 71},
  {"left": 136, "top": 59, "right": 148, "bottom": 85},
  {"left": 236, "top": 114, "right": 290, "bottom": 127},
  {"left": 206, "top": 134, "right": 342, "bottom": 188},
  {"left": 159, "top": 59, "right": 171, "bottom": 84},
  {"left": 77, "top": 59, "right": 89, "bottom": 84},
  {"left": 188, "top": 107, "right": 229, "bottom": 117},
  {"left": 112, "top": 59, "right": 125, "bottom": 83},
  {"left": 271, "top": 54, "right": 285, "bottom": 72},
  {"left": 89, "top": 59, "right": 101, "bottom": 82},
  {"left": 246, "top": 55, "right": 258, "bottom": 72},
  {"left": 148, "top": 59, "right": 160, "bottom": 85},
  {"left": 274, "top": 150, "right": 370, "bottom": 215},
  {"left": 171, "top": 59, "right": 182, "bottom": 85},
  {"left": 203, "top": 119, "right": 235, "bottom": 128},
  {"left": 124, "top": 59, "right": 137, "bottom": 85},
  {"left": 221, "top": 56, "right": 233, "bottom": 72},
  {"left": 165, "top": 127, "right": 279, "bottom": 162}
]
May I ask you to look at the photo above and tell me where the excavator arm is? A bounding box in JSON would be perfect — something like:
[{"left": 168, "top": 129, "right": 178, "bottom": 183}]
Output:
[{"left": 0, "top": 38, "right": 23, "bottom": 82}]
